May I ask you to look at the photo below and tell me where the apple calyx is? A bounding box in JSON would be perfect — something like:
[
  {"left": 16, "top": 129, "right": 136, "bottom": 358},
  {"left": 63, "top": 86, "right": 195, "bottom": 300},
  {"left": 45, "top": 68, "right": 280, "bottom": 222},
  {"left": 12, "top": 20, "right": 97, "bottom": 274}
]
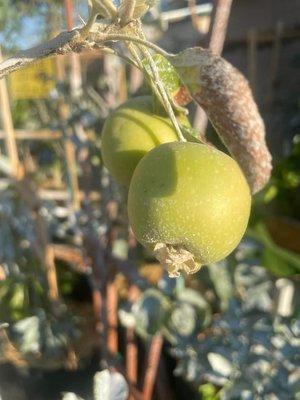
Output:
[{"left": 153, "top": 242, "right": 201, "bottom": 278}]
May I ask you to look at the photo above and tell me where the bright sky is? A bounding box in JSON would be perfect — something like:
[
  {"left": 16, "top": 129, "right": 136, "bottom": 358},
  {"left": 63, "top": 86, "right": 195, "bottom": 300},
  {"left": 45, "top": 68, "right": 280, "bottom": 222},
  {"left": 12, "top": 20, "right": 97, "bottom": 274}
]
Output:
[{"left": 0, "top": 2, "right": 88, "bottom": 51}]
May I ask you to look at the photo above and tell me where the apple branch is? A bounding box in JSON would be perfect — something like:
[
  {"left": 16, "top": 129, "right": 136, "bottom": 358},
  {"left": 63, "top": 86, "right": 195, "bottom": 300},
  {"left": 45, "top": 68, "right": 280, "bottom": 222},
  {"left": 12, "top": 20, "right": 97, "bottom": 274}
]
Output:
[{"left": 0, "top": 29, "right": 83, "bottom": 79}]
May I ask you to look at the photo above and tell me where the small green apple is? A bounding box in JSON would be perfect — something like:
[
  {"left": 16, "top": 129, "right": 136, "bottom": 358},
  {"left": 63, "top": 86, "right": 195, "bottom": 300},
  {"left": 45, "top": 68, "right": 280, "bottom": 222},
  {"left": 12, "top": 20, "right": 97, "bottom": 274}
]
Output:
[
  {"left": 128, "top": 142, "right": 251, "bottom": 277},
  {"left": 101, "top": 96, "right": 189, "bottom": 186}
]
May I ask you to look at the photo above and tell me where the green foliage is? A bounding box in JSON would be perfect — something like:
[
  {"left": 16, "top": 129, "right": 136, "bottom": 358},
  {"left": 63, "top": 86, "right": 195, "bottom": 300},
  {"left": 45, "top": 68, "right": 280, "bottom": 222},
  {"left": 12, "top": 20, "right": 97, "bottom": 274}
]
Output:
[
  {"left": 269, "top": 134, "right": 300, "bottom": 218},
  {"left": 248, "top": 223, "right": 300, "bottom": 277},
  {"left": 143, "top": 54, "right": 182, "bottom": 96},
  {"left": 253, "top": 134, "right": 300, "bottom": 221},
  {"left": 199, "top": 383, "right": 220, "bottom": 400},
  {"left": 142, "top": 53, "right": 191, "bottom": 106},
  {"left": 181, "top": 125, "right": 204, "bottom": 144}
]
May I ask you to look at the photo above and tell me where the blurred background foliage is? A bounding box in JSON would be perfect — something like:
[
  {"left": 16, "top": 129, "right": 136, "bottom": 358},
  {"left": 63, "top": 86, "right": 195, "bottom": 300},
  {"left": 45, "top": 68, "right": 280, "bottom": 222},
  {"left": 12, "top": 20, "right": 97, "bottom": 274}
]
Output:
[{"left": 0, "top": 1, "right": 300, "bottom": 400}]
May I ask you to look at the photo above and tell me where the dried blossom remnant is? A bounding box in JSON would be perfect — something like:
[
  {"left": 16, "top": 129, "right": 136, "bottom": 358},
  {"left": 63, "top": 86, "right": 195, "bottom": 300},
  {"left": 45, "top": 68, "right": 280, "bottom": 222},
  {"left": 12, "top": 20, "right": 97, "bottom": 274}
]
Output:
[
  {"left": 153, "top": 243, "right": 201, "bottom": 278},
  {"left": 169, "top": 47, "right": 272, "bottom": 194}
]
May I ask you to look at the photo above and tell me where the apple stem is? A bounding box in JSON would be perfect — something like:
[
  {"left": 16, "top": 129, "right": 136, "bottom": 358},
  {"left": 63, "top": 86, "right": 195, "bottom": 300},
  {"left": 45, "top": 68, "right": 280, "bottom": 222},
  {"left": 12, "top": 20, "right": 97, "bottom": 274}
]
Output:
[
  {"left": 100, "top": 33, "right": 173, "bottom": 59},
  {"left": 132, "top": 24, "right": 186, "bottom": 142}
]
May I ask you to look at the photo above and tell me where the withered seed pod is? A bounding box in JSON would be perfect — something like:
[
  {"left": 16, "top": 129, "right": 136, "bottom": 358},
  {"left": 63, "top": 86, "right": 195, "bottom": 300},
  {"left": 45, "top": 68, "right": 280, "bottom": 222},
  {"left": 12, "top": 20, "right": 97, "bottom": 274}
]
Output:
[{"left": 169, "top": 47, "right": 272, "bottom": 194}]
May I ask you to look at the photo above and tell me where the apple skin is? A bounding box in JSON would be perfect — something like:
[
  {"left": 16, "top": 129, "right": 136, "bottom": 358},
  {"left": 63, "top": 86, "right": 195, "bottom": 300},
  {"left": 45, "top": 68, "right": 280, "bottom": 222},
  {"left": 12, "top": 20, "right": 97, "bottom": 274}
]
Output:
[
  {"left": 128, "top": 142, "right": 251, "bottom": 275},
  {"left": 101, "top": 96, "right": 189, "bottom": 186}
]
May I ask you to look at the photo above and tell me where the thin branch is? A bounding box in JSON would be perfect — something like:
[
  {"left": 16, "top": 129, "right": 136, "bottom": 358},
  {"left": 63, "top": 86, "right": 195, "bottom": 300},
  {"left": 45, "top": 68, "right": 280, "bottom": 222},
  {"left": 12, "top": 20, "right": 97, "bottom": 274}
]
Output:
[
  {"left": 0, "top": 29, "right": 82, "bottom": 79},
  {"left": 100, "top": 33, "right": 172, "bottom": 58},
  {"left": 0, "top": 27, "right": 171, "bottom": 80}
]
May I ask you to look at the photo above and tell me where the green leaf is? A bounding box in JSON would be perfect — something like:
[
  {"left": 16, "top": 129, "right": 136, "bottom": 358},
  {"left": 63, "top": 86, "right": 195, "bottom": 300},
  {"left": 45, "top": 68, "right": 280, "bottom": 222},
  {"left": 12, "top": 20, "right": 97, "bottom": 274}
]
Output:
[
  {"left": 208, "top": 261, "right": 233, "bottom": 310},
  {"left": 9, "top": 283, "right": 25, "bottom": 310},
  {"left": 180, "top": 125, "right": 203, "bottom": 144},
  {"left": 199, "top": 383, "right": 220, "bottom": 400},
  {"left": 248, "top": 223, "right": 300, "bottom": 276},
  {"left": 176, "top": 288, "right": 212, "bottom": 327},
  {"left": 142, "top": 54, "right": 192, "bottom": 106}
]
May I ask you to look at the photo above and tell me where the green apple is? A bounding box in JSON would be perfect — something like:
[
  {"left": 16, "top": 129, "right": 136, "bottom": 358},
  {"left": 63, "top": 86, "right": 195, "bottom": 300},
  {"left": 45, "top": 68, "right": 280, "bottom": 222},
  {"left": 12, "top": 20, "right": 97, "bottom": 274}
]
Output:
[
  {"left": 101, "top": 96, "right": 189, "bottom": 186},
  {"left": 128, "top": 142, "right": 251, "bottom": 277}
]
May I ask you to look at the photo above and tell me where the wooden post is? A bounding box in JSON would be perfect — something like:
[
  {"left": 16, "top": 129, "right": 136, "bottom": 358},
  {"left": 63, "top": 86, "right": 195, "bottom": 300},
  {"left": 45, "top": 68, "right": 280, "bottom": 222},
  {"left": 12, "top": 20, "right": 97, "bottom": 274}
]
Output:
[
  {"left": 107, "top": 275, "right": 119, "bottom": 354},
  {"left": 268, "top": 21, "right": 284, "bottom": 105},
  {"left": 206, "top": 0, "right": 233, "bottom": 55},
  {"left": 142, "top": 334, "right": 164, "bottom": 400},
  {"left": 0, "top": 49, "right": 60, "bottom": 309},
  {"left": 126, "top": 326, "right": 138, "bottom": 400},
  {"left": 247, "top": 28, "right": 258, "bottom": 97},
  {"left": 0, "top": 48, "right": 20, "bottom": 178},
  {"left": 193, "top": 0, "right": 233, "bottom": 133},
  {"left": 64, "top": 0, "right": 82, "bottom": 98},
  {"left": 55, "top": 43, "right": 81, "bottom": 212}
]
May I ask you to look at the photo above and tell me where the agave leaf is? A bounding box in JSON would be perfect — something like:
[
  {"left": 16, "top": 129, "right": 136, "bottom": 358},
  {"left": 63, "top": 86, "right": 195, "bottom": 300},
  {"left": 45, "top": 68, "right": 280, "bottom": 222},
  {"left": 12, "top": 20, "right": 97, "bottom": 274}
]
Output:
[
  {"left": 61, "top": 393, "right": 84, "bottom": 400},
  {"left": 132, "top": 288, "right": 171, "bottom": 338},
  {"left": 207, "top": 353, "right": 232, "bottom": 377},
  {"left": 94, "top": 369, "right": 128, "bottom": 400}
]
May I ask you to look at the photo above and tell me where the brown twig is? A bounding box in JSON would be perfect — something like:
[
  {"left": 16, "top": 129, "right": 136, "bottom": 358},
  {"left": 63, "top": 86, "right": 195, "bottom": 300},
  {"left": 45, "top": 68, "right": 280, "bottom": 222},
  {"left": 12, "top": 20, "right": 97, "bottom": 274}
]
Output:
[
  {"left": 142, "top": 334, "right": 164, "bottom": 400},
  {"left": 193, "top": 0, "right": 233, "bottom": 132},
  {"left": 0, "top": 29, "right": 82, "bottom": 79}
]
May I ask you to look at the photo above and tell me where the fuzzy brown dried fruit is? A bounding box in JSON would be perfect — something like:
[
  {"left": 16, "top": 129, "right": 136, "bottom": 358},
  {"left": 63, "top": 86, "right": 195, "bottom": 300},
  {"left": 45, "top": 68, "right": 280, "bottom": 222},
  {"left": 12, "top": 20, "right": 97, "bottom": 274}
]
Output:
[{"left": 169, "top": 47, "right": 272, "bottom": 194}]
